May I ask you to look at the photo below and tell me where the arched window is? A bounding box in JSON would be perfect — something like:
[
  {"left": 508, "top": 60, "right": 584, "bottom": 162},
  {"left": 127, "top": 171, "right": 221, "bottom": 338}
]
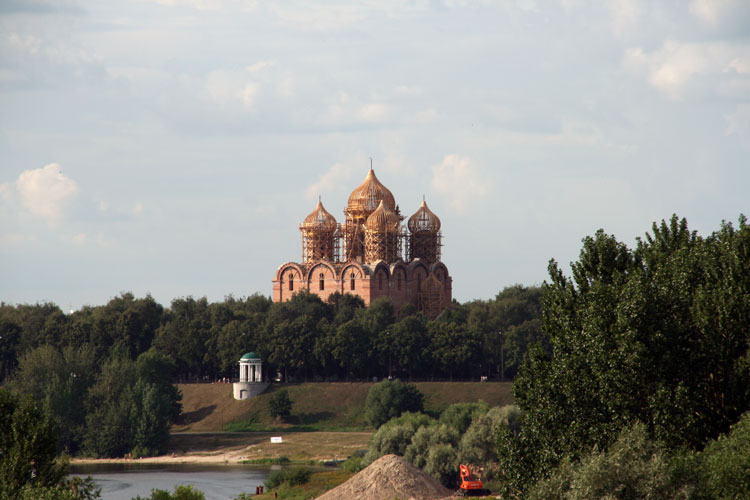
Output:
[
  {"left": 397, "top": 273, "right": 402, "bottom": 291},
  {"left": 319, "top": 273, "right": 325, "bottom": 291},
  {"left": 379, "top": 274, "right": 383, "bottom": 290},
  {"left": 350, "top": 272, "right": 355, "bottom": 291},
  {"left": 289, "top": 273, "right": 294, "bottom": 291}
]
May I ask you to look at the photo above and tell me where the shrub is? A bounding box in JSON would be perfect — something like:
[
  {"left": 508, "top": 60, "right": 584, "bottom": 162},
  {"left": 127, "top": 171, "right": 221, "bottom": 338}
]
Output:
[
  {"left": 340, "top": 455, "right": 364, "bottom": 473},
  {"left": 269, "top": 389, "right": 293, "bottom": 420},
  {"left": 424, "top": 443, "right": 460, "bottom": 488},
  {"left": 460, "top": 405, "right": 521, "bottom": 466},
  {"left": 526, "top": 422, "right": 687, "bottom": 500},
  {"left": 405, "top": 424, "right": 459, "bottom": 468},
  {"left": 264, "top": 468, "right": 312, "bottom": 490},
  {"left": 439, "top": 401, "right": 489, "bottom": 434},
  {"left": 695, "top": 411, "right": 750, "bottom": 500},
  {"left": 364, "top": 412, "right": 434, "bottom": 463},
  {"left": 132, "top": 485, "right": 205, "bottom": 500},
  {"left": 365, "top": 379, "right": 424, "bottom": 428}
]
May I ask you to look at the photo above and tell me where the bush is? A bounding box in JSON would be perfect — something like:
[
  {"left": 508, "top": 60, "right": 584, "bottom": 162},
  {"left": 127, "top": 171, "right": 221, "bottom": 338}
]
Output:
[
  {"left": 269, "top": 389, "right": 293, "bottom": 420},
  {"left": 132, "top": 485, "right": 205, "bottom": 500},
  {"left": 695, "top": 411, "right": 750, "bottom": 500},
  {"left": 460, "top": 405, "right": 521, "bottom": 466},
  {"left": 526, "top": 422, "right": 687, "bottom": 500},
  {"left": 404, "top": 424, "right": 459, "bottom": 468},
  {"left": 340, "top": 455, "right": 364, "bottom": 473},
  {"left": 364, "top": 412, "right": 434, "bottom": 463},
  {"left": 365, "top": 379, "right": 424, "bottom": 428},
  {"left": 439, "top": 401, "right": 489, "bottom": 434},
  {"left": 424, "top": 443, "right": 460, "bottom": 488},
  {"left": 264, "top": 468, "right": 312, "bottom": 489}
]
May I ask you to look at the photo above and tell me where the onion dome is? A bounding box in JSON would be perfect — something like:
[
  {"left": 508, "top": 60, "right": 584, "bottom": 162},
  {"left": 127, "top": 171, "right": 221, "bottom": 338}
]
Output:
[
  {"left": 347, "top": 168, "right": 396, "bottom": 217},
  {"left": 408, "top": 199, "right": 441, "bottom": 234},
  {"left": 365, "top": 200, "right": 400, "bottom": 232},
  {"left": 301, "top": 200, "right": 337, "bottom": 230}
]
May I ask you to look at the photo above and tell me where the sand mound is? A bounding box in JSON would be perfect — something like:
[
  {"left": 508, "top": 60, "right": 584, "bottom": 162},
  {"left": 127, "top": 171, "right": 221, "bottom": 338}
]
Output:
[{"left": 316, "top": 454, "right": 453, "bottom": 500}]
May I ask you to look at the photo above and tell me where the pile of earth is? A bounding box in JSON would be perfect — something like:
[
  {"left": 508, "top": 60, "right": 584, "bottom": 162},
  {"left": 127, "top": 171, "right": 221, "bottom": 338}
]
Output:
[{"left": 316, "top": 454, "right": 454, "bottom": 500}]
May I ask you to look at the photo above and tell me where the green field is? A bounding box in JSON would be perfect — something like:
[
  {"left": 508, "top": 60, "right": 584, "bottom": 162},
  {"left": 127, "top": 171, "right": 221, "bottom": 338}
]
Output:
[{"left": 173, "top": 381, "right": 514, "bottom": 433}]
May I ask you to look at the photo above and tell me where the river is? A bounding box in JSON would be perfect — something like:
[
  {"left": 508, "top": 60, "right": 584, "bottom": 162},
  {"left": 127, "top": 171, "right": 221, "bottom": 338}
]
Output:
[{"left": 70, "top": 463, "right": 270, "bottom": 500}]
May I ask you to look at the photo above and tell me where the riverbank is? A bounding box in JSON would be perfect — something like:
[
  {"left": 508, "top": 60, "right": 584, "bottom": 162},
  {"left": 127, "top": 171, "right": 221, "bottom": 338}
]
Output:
[{"left": 71, "top": 431, "right": 372, "bottom": 465}]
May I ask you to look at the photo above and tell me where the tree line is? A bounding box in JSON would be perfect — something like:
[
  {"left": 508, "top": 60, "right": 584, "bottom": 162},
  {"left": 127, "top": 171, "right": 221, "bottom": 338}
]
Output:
[{"left": 0, "top": 284, "right": 545, "bottom": 384}]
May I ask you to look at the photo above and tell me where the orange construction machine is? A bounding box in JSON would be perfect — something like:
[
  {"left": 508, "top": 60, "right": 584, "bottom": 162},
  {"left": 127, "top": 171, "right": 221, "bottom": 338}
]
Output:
[{"left": 458, "top": 464, "right": 489, "bottom": 496}]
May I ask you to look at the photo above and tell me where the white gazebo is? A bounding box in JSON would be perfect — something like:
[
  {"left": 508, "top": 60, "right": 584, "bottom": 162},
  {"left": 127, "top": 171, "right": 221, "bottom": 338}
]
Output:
[{"left": 233, "top": 352, "right": 269, "bottom": 400}]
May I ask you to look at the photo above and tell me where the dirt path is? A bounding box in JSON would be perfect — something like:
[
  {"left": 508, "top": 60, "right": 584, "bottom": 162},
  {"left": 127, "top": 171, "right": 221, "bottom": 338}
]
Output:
[{"left": 71, "top": 431, "right": 372, "bottom": 465}]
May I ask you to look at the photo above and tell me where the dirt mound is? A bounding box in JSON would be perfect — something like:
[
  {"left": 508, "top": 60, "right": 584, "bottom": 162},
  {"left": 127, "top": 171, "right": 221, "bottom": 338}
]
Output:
[{"left": 316, "top": 454, "right": 454, "bottom": 500}]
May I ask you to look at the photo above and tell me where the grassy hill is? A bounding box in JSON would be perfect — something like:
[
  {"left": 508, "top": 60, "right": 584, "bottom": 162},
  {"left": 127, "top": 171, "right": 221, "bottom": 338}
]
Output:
[{"left": 173, "top": 381, "right": 514, "bottom": 433}]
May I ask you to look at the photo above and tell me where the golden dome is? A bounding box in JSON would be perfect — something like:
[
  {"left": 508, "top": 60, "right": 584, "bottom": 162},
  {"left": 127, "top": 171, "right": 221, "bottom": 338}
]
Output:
[
  {"left": 407, "top": 199, "right": 441, "bottom": 234},
  {"left": 346, "top": 168, "right": 396, "bottom": 217},
  {"left": 365, "top": 200, "right": 400, "bottom": 232},
  {"left": 301, "top": 200, "right": 337, "bottom": 230}
]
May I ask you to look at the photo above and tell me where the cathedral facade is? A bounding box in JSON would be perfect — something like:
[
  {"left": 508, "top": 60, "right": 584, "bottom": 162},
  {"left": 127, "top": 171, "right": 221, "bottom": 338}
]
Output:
[{"left": 272, "top": 167, "right": 452, "bottom": 318}]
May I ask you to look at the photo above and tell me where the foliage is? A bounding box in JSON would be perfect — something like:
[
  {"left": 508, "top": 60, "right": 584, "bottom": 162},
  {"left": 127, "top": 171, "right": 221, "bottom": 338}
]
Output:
[
  {"left": 269, "top": 389, "right": 293, "bottom": 420},
  {"left": 501, "top": 215, "right": 750, "bottom": 491},
  {"left": 364, "top": 412, "right": 434, "bottom": 463},
  {"left": 439, "top": 401, "right": 489, "bottom": 434},
  {"left": 526, "top": 423, "right": 688, "bottom": 500},
  {"left": 424, "top": 443, "right": 460, "bottom": 488},
  {"left": 18, "top": 477, "right": 101, "bottom": 500},
  {"left": 254, "top": 470, "right": 351, "bottom": 500},
  {"left": 132, "top": 485, "right": 205, "bottom": 500},
  {"left": 693, "top": 411, "right": 750, "bottom": 500},
  {"left": 340, "top": 454, "right": 364, "bottom": 473},
  {"left": 459, "top": 405, "right": 521, "bottom": 466},
  {"left": 264, "top": 468, "right": 313, "bottom": 489},
  {"left": 404, "top": 423, "right": 459, "bottom": 468},
  {"left": 365, "top": 379, "right": 424, "bottom": 428},
  {"left": 0, "top": 389, "right": 68, "bottom": 500}
]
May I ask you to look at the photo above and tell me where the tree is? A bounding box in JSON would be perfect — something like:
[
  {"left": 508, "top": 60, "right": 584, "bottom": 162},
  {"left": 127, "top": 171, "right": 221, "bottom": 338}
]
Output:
[
  {"left": 269, "top": 389, "right": 293, "bottom": 420},
  {"left": 365, "top": 379, "right": 424, "bottom": 428},
  {"left": 0, "top": 317, "right": 21, "bottom": 381},
  {"left": 526, "top": 423, "right": 686, "bottom": 500},
  {"left": 0, "top": 389, "right": 67, "bottom": 499},
  {"left": 6, "top": 344, "right": 97, "bottom": 454},
  {"left": 499, "top": 215, "right": 750, "bottom": 491}
]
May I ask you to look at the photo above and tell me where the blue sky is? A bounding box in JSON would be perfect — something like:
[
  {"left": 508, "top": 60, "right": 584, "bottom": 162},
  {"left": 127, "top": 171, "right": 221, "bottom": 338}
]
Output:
[{"left": 1, "top": 0, "right": 748, "bottom": 310}]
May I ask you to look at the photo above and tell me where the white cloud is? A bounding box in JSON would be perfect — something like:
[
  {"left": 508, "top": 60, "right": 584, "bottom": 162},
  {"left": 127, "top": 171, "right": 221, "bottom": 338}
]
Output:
[
  {"left": 205, "top": 67, "right": 266, "bottom": 110},
  {"left": 610, "top": 0, "right": 639, "bottom": 38},
  {"left": 623, "top": 41, "right": 750, "bottom": 99},
  {"left": 304, "top": 161, "right": 358, "bottom": 202},
  {"left": 15, "top": 163, "right": 78, "bottom": 225},
  {"left": 358, "top": 103, "right": 389, "bottom": 122},
  {"left": 689, "top": 0, "right": 750, "bottom": 30},
  {"left": 431, "top": 154, "right": 489, "bottom": 214},
  {"left": 246, "top": 60, "right": 275, "bottom": 73}
]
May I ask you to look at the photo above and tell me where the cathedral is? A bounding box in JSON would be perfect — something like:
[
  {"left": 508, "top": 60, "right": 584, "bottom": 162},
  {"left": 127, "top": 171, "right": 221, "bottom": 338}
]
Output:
[{"left": 272, "top": 167, "right": 452, "bottom": 318}]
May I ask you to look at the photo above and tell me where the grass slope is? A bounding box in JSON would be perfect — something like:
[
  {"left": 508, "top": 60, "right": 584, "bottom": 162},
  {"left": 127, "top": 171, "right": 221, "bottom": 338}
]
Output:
[{"left": 174, "top": 381, "right": 513, "bottom": 433}]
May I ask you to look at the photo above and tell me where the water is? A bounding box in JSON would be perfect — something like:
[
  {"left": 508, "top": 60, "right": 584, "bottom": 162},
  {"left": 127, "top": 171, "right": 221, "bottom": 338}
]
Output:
[{"left": 70, "top": 463, "right": 270, "bottom": 500}]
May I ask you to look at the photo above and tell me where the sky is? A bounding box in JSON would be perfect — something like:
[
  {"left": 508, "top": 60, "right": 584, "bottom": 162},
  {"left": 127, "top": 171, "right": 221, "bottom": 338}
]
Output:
[{"left": 1, "top": 0, "right": 748, "bottom": 311}]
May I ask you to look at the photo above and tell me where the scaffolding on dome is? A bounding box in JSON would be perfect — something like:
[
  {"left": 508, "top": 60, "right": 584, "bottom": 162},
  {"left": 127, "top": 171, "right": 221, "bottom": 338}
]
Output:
[{"left": 300, "top": 201, "right": 340, "bottom": 263}]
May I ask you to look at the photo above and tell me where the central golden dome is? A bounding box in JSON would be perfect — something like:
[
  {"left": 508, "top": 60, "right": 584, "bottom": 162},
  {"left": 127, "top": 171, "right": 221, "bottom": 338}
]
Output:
[{"left": 346, "top": 168, "right": 396, "bottom": 218}]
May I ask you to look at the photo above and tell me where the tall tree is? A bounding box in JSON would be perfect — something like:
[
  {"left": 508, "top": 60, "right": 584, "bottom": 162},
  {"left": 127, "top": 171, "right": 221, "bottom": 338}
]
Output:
[{"left": 499, "top": 215, "right": 750, "bottom": 491}]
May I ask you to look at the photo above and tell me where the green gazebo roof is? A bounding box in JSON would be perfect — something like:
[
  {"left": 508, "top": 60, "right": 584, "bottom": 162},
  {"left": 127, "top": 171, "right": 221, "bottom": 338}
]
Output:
[{"left": 240, "top": 352, "right": 260, "bottom": 360}]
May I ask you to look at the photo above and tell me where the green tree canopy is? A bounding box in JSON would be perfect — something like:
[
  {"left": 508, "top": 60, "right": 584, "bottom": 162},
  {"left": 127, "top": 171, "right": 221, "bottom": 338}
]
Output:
[
  {"left": 500, "top": 215, "right": 750, "bottom": 491},
  {"left": 365, "top": 379, "right": 425, "bottom": 428}
]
